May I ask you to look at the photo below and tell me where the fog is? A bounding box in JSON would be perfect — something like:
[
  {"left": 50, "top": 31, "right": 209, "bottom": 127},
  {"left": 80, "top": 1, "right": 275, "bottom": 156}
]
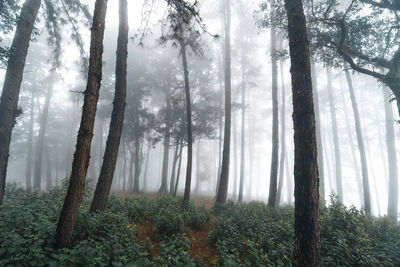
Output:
[{"left": 1, "top": 0, "right": 399, "bottom": 217}]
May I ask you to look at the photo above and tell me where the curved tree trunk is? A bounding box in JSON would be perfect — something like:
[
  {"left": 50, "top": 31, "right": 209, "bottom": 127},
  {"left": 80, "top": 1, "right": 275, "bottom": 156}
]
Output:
[
  {"left": 181, "top": 41, "right": 193, "bottom": 206},
  {"left": 344, "top": 66, "right": 371, "bottom": 215},
  {"left": 268, "top": 0, "right": 279, "bottom": 208},
  {"left": 33, "top": 78, "right": 53, "bottom": 191},
  {"left": 216, "top": 0, "right": 231, "bottom": 205},
  {"left": 382, "top": 87, "right": 398, "bottom": 217},
  {"left": 55, "top": 0, "right": 108, "bottom": 248},
  {"left": 0, "top": 0, "right": 42, "bottom": 204},
  {"left": 284, "top": 0, "right": 321, "bottom": 265},
  {"left": 90, "top": 0, "right": 127, "bottom": 212}
]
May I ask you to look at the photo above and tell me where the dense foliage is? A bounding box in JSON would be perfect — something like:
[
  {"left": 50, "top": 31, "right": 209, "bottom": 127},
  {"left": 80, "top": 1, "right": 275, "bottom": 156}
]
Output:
[
  {"left": 210, "top": 197, "right": 400, "bottom": 266},
  {"left": 1, "top": 185, "right": 399, "bottom": 266}
]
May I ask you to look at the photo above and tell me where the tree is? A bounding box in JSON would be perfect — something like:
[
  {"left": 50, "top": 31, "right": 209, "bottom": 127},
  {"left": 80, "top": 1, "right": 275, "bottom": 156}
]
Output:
[
  {"left": 382, "top": 87, "right": 398, "bottom": 217},
  {"left": 90, "top": 0, "right": 128, "bottom": 212},
  {"left": 268, "top": 0, "right": 279, "bottom": 207},
  {"left": 55, "top": 0, "right": 108, "bottom": 248},
  {"left": 216, "top": 0, "right": 232, "bottom": 205},
  {"left": 344, "top": 65, "right": 371, "bottom": 215},
  {"left": 0, "top": 0, "right": 90, "bottom": 204},
  {"left": 33, "top": 74, "right": 54, "bottom": 191},
  {"left": 326, "top": 67, "right": 343, "bottom": 203},
  {"left": 309, "top": 0, "right": 400, "bottom": 118},
  {"left": 0, "top": 0, "right": 42, "bottom": 204},
  {"left": 284, "top": 0, "right": 321, "bottom": 265}
]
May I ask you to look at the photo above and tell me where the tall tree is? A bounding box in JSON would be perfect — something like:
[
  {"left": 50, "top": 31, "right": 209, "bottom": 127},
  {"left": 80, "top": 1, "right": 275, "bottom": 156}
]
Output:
[
  {"left": 0, "top": 0, "right": 42, "bottom": 204},
  {"left": 344, "top": 65, "right": 371, "bottom": 215},
  {"left": 276, "top": 37, "right": 287, "bottom": 205},
  {"left": 55, "top": 0, "right": 108, "bottom": 248},
  {"left": 216, "top": 0, "right": 232, "bottom": 205},
  {"left": 268, "top": 0, "right": 279, "bottom": 208},
  {"left": 326, "top": 67, "right": 343, "bottom": 203},
  {"left": 284, "top": 0, "right": 321, "bottom": 265},
  {"left": 33, "top": 76, "right": 54, "bottom": 191},
  {"left": 90, "top": 0, "right": 128, "bottom": 212},
  {"left": 26, "top": 90, "right": 35, "bottom": 190},
  {"left": 181, "top": 39, "right": 193, "bottom": 206},
  {"left": 383, "top": 87, "right": 398, "bottom": 217},
  {"left": 311, "top": 61, "right": 325, "bottom": 201}
]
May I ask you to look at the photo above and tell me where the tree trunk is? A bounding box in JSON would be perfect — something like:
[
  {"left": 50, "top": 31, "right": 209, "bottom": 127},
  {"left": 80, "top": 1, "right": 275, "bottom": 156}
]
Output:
[
  {"left": 216, "top": 0, "right": 231, "bottom": 205},
  {"left": 143, "top": 141, "right": 151, "bottom": 192},
  {"left": 133, "top": 136, "right": 141, "bottom": 193},
  {"left": 33, "top": 78, "right": 53, "bottom": 191},
  {"left": 194, "top": 141, "right": 201, "bottom": 194},
  {"left": 232, "top": 107, "right": 238, "bottom": 198},
  {"left": 277, "top": 43, "right": 286, "bottom": 206},
  {"left": 55, "top": 0, "right": 108, "bottom": 248},
  {"left": 238, "top": 37, "right": 246, "bottom": 203},
  {"left": 90, "top": 0, "right": 127, "bottom": 211},
  {"left": 159, "top": 98, "right": 171, "bottom": 194},
  {"left": 268, "top": 0, "right": 279, "bottom": 208},
  {"left": 0, "top": 0, "right": 42, "bottom": 203},
  {"left": 326, "top": 67, "right": 343, "bottom": 203},
  {"left": 311, "top": 61, "right": 325, "bottom": 201},
  {"left": 284, "top": 0, "right": 321, "bottom": 266},
  {"left": 174, "top": 137, "right": 184, "bottom": 197},
  {"left": 340, "top": 83, "right": 364, "bottom": 206},
  {"left": 122, "top": 143, "right": 127, "bottom": 191},
  {"left": 169, "top": 140, "right": 180, "bottom": 194},
  {"left": 45, "top": 144, "right": 52, "bottom": 190},
  {"left": 382, "top": 87, "right": 399, "bottom": 216},
  {"left": 26, "top": 90, "right": 35, "bottom": 190},
  {"left": 181, "top": 41, "right": 193, "bottom": 206},
  {"left": 344, "top": 66, "right": 371, "bottom": 215}
]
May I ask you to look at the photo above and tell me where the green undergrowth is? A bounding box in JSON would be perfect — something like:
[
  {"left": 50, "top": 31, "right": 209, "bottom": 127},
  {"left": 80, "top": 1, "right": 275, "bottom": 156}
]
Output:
[
  {"left": 1, "top": 184, "right": 399, "bottom": 266},
  {"left": 210, "top": 197, "right": 400, "bottom": 266},
  {"left": 0, "top": 184, "right": 209, "bottom": 266}
]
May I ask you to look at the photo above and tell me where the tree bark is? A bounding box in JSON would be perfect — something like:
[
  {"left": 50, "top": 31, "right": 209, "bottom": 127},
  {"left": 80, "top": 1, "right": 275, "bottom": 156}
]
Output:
[
  {"left": 33, "top": 78, "right": 53, "bottom": 191},
  {"left": 344, "top": 66, "right": 371, "bottom": 215},
  {"left": 268, "top": 0, "right": 279, "bottom": 208},
  {"left": 216, "top": 0, "right": 231, "bottom": 205},
  {"left": 26, "top": 90, "right": 35, "bottom": 190},
  {"left": 90, "top": 0, "right": 127, "bottom": 211},
  {"left": 0, "top": 0, "right": 41, "bottom": 204},
  {"left": 311, "top": 61, "right": 325, "bottom": 201},
  {"left": 55, "top": 0, "right": 108, "bottom": 248},
  {"left": 382, "top": 87, "right": 399, "bottom": 217},
  {"left": 194, "top": 141, "right": 201, "bottom": 194},
  {"left": 284, "top": 0, "right": 321, "bottom": 266},
  {"left": 326, "top": 67, "right": 343, "bottom": 203},
  {"left": 181, "top": 40, "right": 193, "bottom": 206}
]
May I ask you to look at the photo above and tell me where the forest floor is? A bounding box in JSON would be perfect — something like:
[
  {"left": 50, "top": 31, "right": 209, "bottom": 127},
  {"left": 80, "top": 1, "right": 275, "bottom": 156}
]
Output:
[{"left": 114, "top": 192, "right": 218, "bottom": 265}]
